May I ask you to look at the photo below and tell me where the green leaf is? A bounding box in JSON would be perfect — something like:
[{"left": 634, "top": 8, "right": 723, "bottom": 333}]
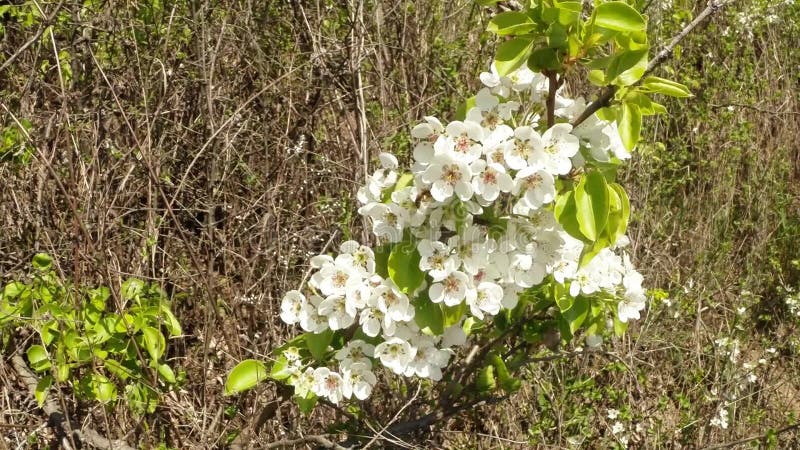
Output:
[
  {"left": 605, "top": 183, "right": 630, "bottom": 245},
  {"left": 495, "top": 37, "right": 534, "bottom": 76},
  {"left": 640, "top": 76, "right": 692, "bottom": 97},
  {"left": 476, "top": 365, "right": 496, "bottom": 392},
  {"left": 489, "top": 352, "right": 521, "bottom": 393},
  {"left": 125, "top": 382, "right": 158, "bottom": 415},
  {"left": 105, "top": 359, "right": 136, "bottom": 380},
  {"left": 141, "top": 326, "right": 166, "bottom": 363},
  {"left": 618, "top": 102, "right": 642, "bottom": 151},
  {"left": 92, "top": 373, "right": 117, "bottom": 404},
  {"left": 579, "top": 236, "right": 611, "bottom": 268},
  {"left": 121, "top": 278, "right": 145, "bottom": 301},
  {"left": 574, "top": 171, "right": 609, "bottom": 242},
  {"left": 487, "top": 11, "right": 536, "bottom": 36},
  {"left": 554, "top": 1, "right": 582, "bottom": 25},
  {"left": 588, "top": 69, "right": 605, "bottom": 86},
  {"left": 158, "top": 302, "right": 182, "bottom": 337},
  {"left": 554, "top": 191, "right": 589, "bottom": 242},
  {"left": 35, "top": 375, "right": 52, "bottom": 407},
  {"left": 387, "top": 242, "right": 424, "bottom": 294},
  {"left": 305, "top": 329, "right": 334, "bottom": 362},
  {"left": 269, "top": 354, "right": 294, "bottom": 381},
  {"left": 546, "top": 23, "right": 568, "bottom": 49},
  {"left": 295, "top": 392, "right": 318, "bottom": 415},
  {"left": 373, "top": 243, "right": 392, "bottom": 279},
  {"left": 32, "top": 253, "right": 52, "bottom": 270},
  {"left": 594, "top": 1, "right": 646, "bottom": 33},
  {"left": 527, "top": 47, "right": 561, "bottom": 72},
  {"left": 56, "top": 363, "right": 71, "bottom": 382},
  {"left": 157, "top": 363, "right": 176, "bottom": 384},
  {"left": 562, "top": 296, "right": 589, "bottom": 333},
  {"left": 225, "top": 359, "right": 268, "bottom": 395},
  {"left": 413, "top": 296, "right": 444, "bottom": 335},
  {"left": 624, "top": 92, "right": 662, "bottom": 116},
  {"left": 441, "top": 303, "right": 467, "bottom": 328},
  {"left": 3, "top": 281, "right": 28, "bottom": 299},
  {"left": 27, "top": 345, "right": 51, "bottom": 372},
  {"left": 606, "top": 48, "right": 648, "bottom": 86}
]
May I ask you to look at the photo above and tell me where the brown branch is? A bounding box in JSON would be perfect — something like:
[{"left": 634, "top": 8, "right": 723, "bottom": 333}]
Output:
[
  {"left": 385, "top": 394, "right": 509, "bottom": 437},
  {"left": 571, "top": 0, "right": 731, "bottom": 128},
  {"left": 705, "top": 422, "right": 800, "bottom": 449},
  {"left": 545, "top": 71, "right": 559, "bottom": 128},
  {"left": 10, "top": 354, "right": 137, "bottom": 450},
  {"left": 261, "top": 434, "right": 351, "bottom": 449}
]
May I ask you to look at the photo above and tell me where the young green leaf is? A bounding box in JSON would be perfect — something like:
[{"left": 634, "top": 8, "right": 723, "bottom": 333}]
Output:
[
  {"left": 555, "top": 191, "right": 590, "bottom": 242},
  {"left": 92, "top": 373, "right": 117, "bottom": 404},
  {"left": 295, "top": 392, "right": 318, "bottom": 415},
  {"left": 387, "top": 243, "right": 424, "bottom": 294},
  {"left": 476, "top": 365, "right": 497, "bottom": 392},
  {"left": 141, "top": 326, "right": 166, "bottom": 363},
  {"left": 157, "top": 363, "right": 176, "bottom": 384},
  {"left": 32, "top": 253, "right": 52, "bottom": 270},
  {"left": 606, "top": 48, "right": 648, "bottom": 86},
  {"left": 605, "top": 183, "right": 631, "bottom": 245},
  {"left": 269, "top": 354, "right": 294, "bottom": 381},
  {"left": 618, "top": 102, "right": 642, "bottom": 151},
  {"left": 561, "top": 296, "right": 590, "bottom": 333},
  {"left": 574, "top": 171, "right": 610, "bottom": 242},
  {"left": 225, "top": 359, "right": 268, "bottom": 395},
  {"left": 594, "top": 1, "right": 646, "bottom": 33},
  {"left": 413, "top": 296, "right": 445, "bottom": 335},
  {"left": 494, "top": 37, "right": 534, "bottom": 76},
  {"left": 27, "top": 345, "right": 51, "bottom": 372},
  {"left": 35, "top": 375, "right": 52, "bottom": 407},
  {"left": 528, "top": 47, "right": 561, "bottom": 72},
  {"left": 640, "top": 76, "right": 692, "bottom": 97},
  {"left": 487, "top": 11, "right": 536, "bottom": 36},
  {"left": 304, "top": 329, "right": 334, "bottom": 362}
]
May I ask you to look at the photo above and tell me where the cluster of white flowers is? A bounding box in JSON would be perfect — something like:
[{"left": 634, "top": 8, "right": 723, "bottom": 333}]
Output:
[
  {"left": 720, "top": 0, "right": 796, "bottom": 39},
  {"left": 278, "top": 65, "right": 648, "bottom": 405},
  {"left": 710, "top": 404, "right": 730, "bottom": 429}
]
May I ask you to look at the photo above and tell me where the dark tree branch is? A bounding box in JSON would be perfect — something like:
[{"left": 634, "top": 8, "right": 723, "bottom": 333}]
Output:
[
  {"left": 545, "top": 71, "right": 560, "bottom": 128},
  {"left": 261, "top": 434, "right": 351, "bottom": 450},
  {"left": 571, "top": 0, "right": 731, "bottom": 128},
  {"left": 705, "top": 422, "right": 800, "bottom": 449}
]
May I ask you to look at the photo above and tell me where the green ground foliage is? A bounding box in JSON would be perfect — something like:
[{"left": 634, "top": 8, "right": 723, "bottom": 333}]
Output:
[{"left": 0, "top": 0, "right": 798, "bottom": 448}]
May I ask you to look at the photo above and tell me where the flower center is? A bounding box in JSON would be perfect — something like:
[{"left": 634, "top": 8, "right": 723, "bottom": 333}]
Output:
[
  {"left": 444, "top": 276, "right": 460, "bottom": 294},
  {"left": 524, "top": 173, "right": 543, "bottom": 190},
  {"left": 443, "top": 164, "right": 463, "bottom": 185},
  {"left": 455, "top": 135, "right": 471, "bottom": 153},
  {"left": 514, "top": 140, "right": 531, "bottom": 159},
  {"left": 333, "top": 271, "right": 348, "bottom": 288},
  {"left": 482, "top": 169, "right": 497, "bottom": 185}
]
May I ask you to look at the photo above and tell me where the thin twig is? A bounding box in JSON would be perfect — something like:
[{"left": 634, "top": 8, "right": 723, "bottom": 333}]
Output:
[
  {"left": 261, "top": 434, "right": 350, "bottom": 450},
  {"left": 571, "top": 0, "right": 731, "bottom": 128},
  {"left": 705, "top": 422, "right": 800, "bottom": 449}
]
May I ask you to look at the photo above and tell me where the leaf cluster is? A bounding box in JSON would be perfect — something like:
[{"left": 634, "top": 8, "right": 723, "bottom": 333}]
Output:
[{"left": 0, "top": 254, "right": 183, "bottom": 415}]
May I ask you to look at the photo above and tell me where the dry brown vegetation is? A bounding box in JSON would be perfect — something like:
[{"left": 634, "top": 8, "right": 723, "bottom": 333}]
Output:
[{"left": 1, "top": 0, "right": 799, "bottom": 448}]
